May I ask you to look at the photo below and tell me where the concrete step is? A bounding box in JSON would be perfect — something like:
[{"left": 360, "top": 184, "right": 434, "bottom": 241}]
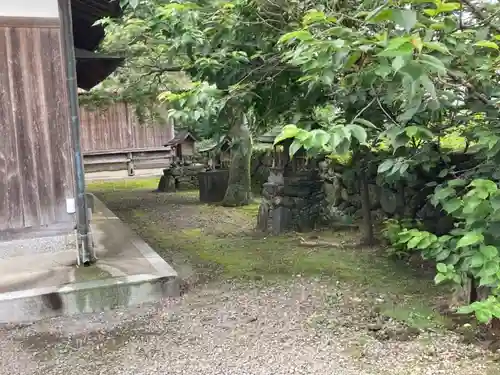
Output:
[{"left": 0, "top": 195, "right": 179, "bottom": 324}]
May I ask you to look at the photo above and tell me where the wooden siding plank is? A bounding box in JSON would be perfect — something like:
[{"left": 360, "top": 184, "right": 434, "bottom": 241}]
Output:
[
  {"left": 0, "top": 28, "right": 22, "bottom": 230},
  {"left": 48, "top": 27, "right": 74, "bottom": 222},
  {"left": 23, "top": 27, "right": 55, "bottom": 225},
  {"left": 9, "top": 28, "right": 37, "bottom": 228},
  {"left": 36, "top": 27, "right": 57, "bottom": 223}
]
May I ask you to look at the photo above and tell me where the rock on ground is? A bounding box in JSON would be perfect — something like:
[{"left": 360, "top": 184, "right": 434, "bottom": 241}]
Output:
[{"left": 0, "top": 279, "right": 496, "bottom": 375}]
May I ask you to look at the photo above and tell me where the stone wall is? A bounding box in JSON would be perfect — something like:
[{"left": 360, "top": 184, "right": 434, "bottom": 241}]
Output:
[
  {"left": 157, "top": 162, "right": 206, "bottom": 192},
  {"left": 319, "top": 152, "right": 477, "bottom": 234},
  {"left": 257, "top": 167, "right": 324, "bottom": 234}
]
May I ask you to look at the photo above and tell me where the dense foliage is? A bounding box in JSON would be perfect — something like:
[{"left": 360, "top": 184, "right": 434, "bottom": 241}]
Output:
[{"left": 110, "top": 0, "right": 500, "bottom": 323}]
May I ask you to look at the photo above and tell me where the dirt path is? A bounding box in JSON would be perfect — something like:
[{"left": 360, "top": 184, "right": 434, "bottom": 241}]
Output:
[{"left": 1, "top": 186, "right": 498, "bottom": 374}]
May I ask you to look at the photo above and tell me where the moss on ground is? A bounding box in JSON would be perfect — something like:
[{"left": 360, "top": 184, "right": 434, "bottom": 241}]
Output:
[
  {"left": 88, "top": 178, "right": 449, "bottom": 329},
  {"left": 86, "top": 177, "right": 159, "bottom": 192}
]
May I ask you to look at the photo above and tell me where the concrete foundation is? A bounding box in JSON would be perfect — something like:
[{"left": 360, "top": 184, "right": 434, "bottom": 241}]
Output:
[{"left": 0, "top": 195, "right": 179, "bottom": 323}]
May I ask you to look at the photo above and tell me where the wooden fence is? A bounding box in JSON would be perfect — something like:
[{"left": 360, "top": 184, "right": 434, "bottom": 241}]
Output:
[{"left": 79, "top": 102, "right": 174, "bottom": 152}]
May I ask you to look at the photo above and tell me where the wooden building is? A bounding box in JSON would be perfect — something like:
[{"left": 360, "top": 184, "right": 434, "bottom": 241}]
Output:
[
  {"left": 79, "top": 100, "right": 175, "bottom": 175},
  {"left": 0, "top": 0, "right": 122, "bottom": 236},
  {"left": 79, "top": 101, "right": 174, "bottom": 153}
]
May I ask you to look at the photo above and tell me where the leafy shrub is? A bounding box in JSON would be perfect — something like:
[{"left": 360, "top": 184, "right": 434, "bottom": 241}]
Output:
[
  {"left": 382, "top": 219, "right": 421, "bottom": 259},
  {"left": 393, "top": 178, "right": 500, "bottom": 324}
]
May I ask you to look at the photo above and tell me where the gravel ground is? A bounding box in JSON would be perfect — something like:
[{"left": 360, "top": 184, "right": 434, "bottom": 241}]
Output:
[{"left": 0, "top": 279, "right": 496, "bottom": 375}]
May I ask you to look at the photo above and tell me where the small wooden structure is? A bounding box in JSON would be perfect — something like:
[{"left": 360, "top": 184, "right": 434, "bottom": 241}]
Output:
[
  {"left": 257, "top": 127, "right": 308, "bottom": 172},
  {"left": 165, "top": 130, "right": 198, "bottom": 162},
  {"left": 198, "top": 136, "right": 232, "bottom": 169}
]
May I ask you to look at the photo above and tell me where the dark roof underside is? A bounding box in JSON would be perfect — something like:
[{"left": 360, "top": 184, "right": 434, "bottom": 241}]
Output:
[
  {"left": 75, "top": 49, "right": 124, "bottom": 90},
  {"left": 71, "top": 0, "right": 124, "bottom": 89},
  {"left": 72, "top": 0, "right": 122, "bottom": 51}
]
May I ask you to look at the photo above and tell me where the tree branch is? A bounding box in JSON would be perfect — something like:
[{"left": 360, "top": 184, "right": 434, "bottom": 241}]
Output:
[{"left": 459, "top": 0, "right": 500, "bottom": 34}]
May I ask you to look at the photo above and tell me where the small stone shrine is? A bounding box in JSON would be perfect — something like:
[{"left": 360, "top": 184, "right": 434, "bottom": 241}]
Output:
[
  {"left": 157, "top": 131, "right": 203, "bottom": 192},
  {"left": 256, "top": 127, "right": 324, "bottom": 234}
]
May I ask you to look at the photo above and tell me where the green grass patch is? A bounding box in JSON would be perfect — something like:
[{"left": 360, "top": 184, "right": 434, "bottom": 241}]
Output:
[
  {"left": 89, "top": 178, "right": 449, "bottom": 329},
  {"left": 87, "top": 177, "right": 159, "bottom": 192},
  {"left": 380, "top": 303, "right": 448, "bottom": 330},
  {"left": 126, "top": 208, "right": 435, "bottom": 292},
  {"left": 126, "top": 209, "right": 448, "bottom": 329},
  {"left": 236, "top": 201, "right": 260, "bottom": 218}
]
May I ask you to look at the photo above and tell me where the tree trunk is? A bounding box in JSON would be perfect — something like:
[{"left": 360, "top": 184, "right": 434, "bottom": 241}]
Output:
[
  {"left": 359, "top": 166, "right": 375, "bottom": 246},
  {"left": 222, "top": 114, "right": 253, "bottom": 206},
  {"left": 354, "top": 148, "right": 375, "bottom": 246}
]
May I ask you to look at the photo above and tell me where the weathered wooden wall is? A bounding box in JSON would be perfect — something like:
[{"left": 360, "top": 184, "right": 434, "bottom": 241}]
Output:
[
  {"left": 0, "top": 18, "right": 75, "bottom": 232},
  {"left": 79, "top": 102, "right": 174, "bottom": 152}
]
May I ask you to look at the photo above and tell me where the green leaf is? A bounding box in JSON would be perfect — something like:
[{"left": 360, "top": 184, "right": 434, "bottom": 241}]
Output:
[
  {"left": 302, "top": 10, "right": 327, "bottom": 26},
  {"left": 440, "top": 2, "right": 461, "bottom": 12},
  {"left": 456, "top": 232, "right": 484, "bottom": 248},
  {"left": 448, "top": 179, "right": 467, "bottom": 187},
  {"left": 436, "top": 263, "right": 447, "bottom": 273},
  {"left": 491, "top": 194, "right": 500, "bottom": 211},
  {"left": 435, "top": 248, "right": 451, "bottom": 261},
  {"left": 480, "top": 245, "right": 498, "bottom": 260},
  {"left": 308, "top": 129, "right": 330, "bottom": 149},
  {"left": 407, "top": 235, "right": 423, "bottom": 249},
  {"left": 476, "top": 309, "right": 493, "bottom": 324},
  {"left": 397, "top": 105, "right": 420, "bottom": 123},
  {"left": 442, "top": 198, "right": 462, "bottom": 213},
  {"left": 375, "top": 63, "right": 392, "bottom": 78},
  {"left": 420, "top": 75, "right": 437, "bottom": 100},
  {"left": 392, "top": 56, "right": 406, "bottom": 71},
  {"left": 378, "top": 43, "right": 414, "bottom": 57},
  {"left": 419, "top": 54, "right": 447, "bottom": 75},
  {"left": 434, "top": 273, "right": 447, "bottom": 284},
  {"left": 378, "top": 159, "right": 395, "bottom": 174},
  {"left": 474, "top": 41, "right": 499, "bottom": 50},
  {"left": 278, "top": 30, "right": 313, "bottom": 44},
  {"left": 463, "top": 198, "right": 483, "bottom": 215},
  {"left": 417, "top": 236, "right": 435, "bottom": 249},
  {"left": 479, "top": 275, "right": 496, "bottom": 287},
  {"left": 372, "top": 9, "right": 394, "bottom": 23},
  {"left": 433, "top": 186, "right": 456, "bottom": 201},
  {"left": 471, "top": 253, "right": 485, "bottom": 268},
  {"left": 274, "top": 124, "right": 299, "bottom": 145},
  {"left": 457, "top": 305, "right": 475, "bottom": 314},
  {"left": 391, "top": 9, "right": 417, "bottom": 33},
  {"left": 352, "top": 118, "right": 378, "bottom": 129},
  {"left": 423, "top": 42, "right": 450, "bottom": 54},
  {"left": 387, "top": 37, "right": 412, "bottom": 50},
  {"left": 346, "top": 124, "right": 367, "bottom": 144},
  {"left": 365, "top": 4, "right": 389, "bottom": 22},
  {"left": 470, "top": 179, "right": 498, "bottom": 194},
  {"left": 481, "top": 261, "right": 499, "bottom": 277},
  {"left": 289, "top": 139, "right": 302, "bottom": 157},
  {"left": 491, "top": 304, "right": 500, "bottom": 319}
]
